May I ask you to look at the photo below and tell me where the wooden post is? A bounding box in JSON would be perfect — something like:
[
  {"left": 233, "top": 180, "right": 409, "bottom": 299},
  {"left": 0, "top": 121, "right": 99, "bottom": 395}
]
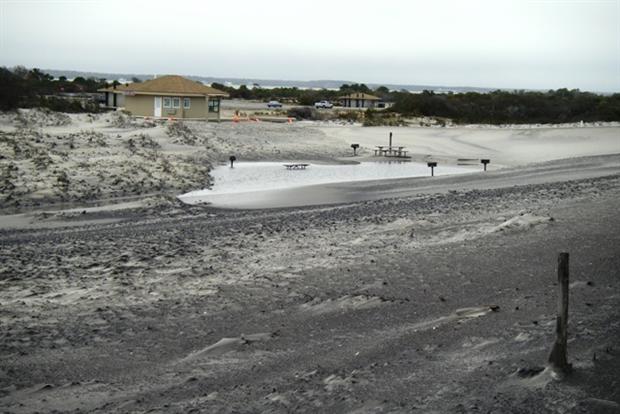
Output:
[
  {"left": 389, "top": 131, "right": 393, "bottom": 147},
  {"left": 548, "top": 252, "right": 571, "bottom": 373},
  {"left": 229, "top": 155, "right": 236, "bottom": 168}
]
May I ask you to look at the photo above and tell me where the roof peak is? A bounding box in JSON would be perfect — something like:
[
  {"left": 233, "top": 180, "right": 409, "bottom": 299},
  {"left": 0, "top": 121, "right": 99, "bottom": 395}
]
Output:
[
  {"left": 339, "top": 92, "right": 380, "bottom": 100},
  {"left": 101, "top": 74, "right": 228, "bottom": 97}
]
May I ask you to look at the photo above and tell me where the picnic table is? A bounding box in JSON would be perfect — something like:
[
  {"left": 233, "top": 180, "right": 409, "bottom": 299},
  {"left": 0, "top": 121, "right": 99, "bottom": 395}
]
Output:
[
  {"left": 374, "top": 146, "right": 408, "bottom": 158},
  {"left": 283, "top": 163, "right": 309, "bottom": 170}
]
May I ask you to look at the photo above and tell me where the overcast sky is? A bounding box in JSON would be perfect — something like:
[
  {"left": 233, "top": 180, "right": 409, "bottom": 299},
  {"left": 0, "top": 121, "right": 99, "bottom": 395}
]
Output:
[{"left": 1, "top": 0, "right": 619, "bottom": 91}]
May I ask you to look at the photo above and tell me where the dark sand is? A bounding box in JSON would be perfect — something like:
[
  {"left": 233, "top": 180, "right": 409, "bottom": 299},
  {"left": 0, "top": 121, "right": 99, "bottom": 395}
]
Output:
[{"left": 1, "top": 154, "right": 620, "bottom": 413}]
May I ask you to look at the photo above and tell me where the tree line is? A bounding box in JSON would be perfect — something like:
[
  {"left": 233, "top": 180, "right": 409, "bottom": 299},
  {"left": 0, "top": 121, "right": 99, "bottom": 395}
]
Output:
[
  {"left": 210, "top": 82, "right": 378, "bottom": 106},
  {"left": 389, "top": 89, "right": 620, "bottom": 124},
  {"left": 1, "top": 66, "right": 619, "bottom": 124},
  {"left": 0, "top": 66, "right": 109, "bottom": 112},
  {"left": 200, "top": 82, "right": 620, "bottom": 124}
]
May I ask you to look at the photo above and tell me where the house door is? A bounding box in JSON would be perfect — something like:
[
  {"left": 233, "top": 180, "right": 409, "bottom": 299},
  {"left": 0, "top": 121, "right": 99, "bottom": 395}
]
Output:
[{"left": 154, "top": 97, "right": 162, "bottom": 117}]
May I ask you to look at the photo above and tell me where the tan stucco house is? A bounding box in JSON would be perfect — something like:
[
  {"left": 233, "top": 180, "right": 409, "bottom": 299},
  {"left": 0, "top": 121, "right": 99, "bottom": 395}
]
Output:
[
  {"left": 339, "top": 92, "right": 381, "bottom": 109},
  {"left": 99, "top": 75, "right": 228, "bottom": 120}
]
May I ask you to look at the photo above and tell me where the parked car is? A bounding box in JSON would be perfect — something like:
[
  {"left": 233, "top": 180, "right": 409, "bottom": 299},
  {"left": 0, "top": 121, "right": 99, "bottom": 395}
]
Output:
[
  {"left": 267, "top": 100, "right": 283, "bottom": 108},
  {"left": 314, "top": 100, "right": 333, "bottom": 109}
]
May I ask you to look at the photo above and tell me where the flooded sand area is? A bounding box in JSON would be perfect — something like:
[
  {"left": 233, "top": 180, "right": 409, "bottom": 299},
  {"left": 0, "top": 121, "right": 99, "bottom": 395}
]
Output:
[{"left": 181, "top": 161, "right": 475, "bottom": 208}]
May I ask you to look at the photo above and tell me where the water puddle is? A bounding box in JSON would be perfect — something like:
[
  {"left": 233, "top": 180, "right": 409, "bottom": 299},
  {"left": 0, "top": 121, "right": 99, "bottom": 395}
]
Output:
[{"left": 180, "top": 161, "right": 474, "bottom": 208}]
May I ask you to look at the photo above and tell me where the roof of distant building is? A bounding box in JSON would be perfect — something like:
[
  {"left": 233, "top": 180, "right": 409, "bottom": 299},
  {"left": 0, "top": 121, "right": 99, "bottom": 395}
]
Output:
[
  {"left": 99, "top": 75, "right": 228, "bottom": 97},
  {"left": 339, "top": 92, "right": 381, "bottom": 100}
]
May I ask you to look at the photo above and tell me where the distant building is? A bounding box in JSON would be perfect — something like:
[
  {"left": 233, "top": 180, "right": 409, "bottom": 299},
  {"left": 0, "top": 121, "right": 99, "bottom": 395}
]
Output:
[
  {"left": 99, "top": 75, "right": 228, "bottom": 120},
  {"left": 339, "top": 92, "right": 381, "bottom": 108},
  {"left": 375, "top": 100, "right": 394, "bottom": 109}
]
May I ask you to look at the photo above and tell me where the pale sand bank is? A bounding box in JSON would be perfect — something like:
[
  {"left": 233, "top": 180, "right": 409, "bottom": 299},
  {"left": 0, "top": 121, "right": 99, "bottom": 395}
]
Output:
[{"left": 321, "top": 125, "right": 620, "bottom": 167}]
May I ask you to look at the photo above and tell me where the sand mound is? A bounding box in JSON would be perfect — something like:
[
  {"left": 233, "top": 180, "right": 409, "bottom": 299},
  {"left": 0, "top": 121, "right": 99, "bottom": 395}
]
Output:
[
  {"left": 106, "top": 111, "right": 155, "bottom": 129},
  {"left": 166, "top": 121, "right": 200, "bottom": 145},
  {"left": 435, "top": 212, "right": 554, "bottom": 244},
  {"left": 491, "top": 213, "right": 554, "bottom": 233},
  {"left": 454, "top": 305, "right": 499, "bottom": 318},
  {"left": 181, "top": 332, "right": 276, "bottom": 361},
  {"left": 0, "top": 125, "right": 212, "bottom": 210},
  {"left": 300, "top": 295, "right": 387, "bottom": 315},
  {"left": 142, "top": 194, "right": 185, "bottom": 209},
  {"left": 14, "top": 108, "right": 71, "bottom": 127}
]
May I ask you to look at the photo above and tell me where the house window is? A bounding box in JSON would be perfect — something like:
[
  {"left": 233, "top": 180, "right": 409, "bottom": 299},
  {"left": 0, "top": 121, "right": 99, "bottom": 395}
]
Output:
[
  {"left": 183, "top": 97, "right": 191, "bottom": 109},
  {"left": 172, "top": 97, "right": 180, "bottom": 108},
  {"left": 208, "top": 98, "right": 220, "bottom": 113},
  {"left": 163, "top": 97, "right": 172, "bottom": 108}
]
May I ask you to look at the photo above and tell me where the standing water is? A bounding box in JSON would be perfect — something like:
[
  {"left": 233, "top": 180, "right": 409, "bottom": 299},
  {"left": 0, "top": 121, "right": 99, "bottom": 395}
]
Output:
[{"left": 180, "top": 161, "right": 474, "bottom": 207}]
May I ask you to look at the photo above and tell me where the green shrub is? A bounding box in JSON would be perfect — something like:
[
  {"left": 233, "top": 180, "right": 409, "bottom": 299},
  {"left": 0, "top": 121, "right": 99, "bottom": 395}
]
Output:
[{"left": 287, "top": 107, "right": 320, "bottom": 120}]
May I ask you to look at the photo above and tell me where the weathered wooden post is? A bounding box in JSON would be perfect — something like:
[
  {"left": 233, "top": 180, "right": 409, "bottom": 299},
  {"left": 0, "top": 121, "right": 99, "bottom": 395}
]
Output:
[
  {"left": 427, "top": 161, "right": 437, "bottom": 177},
  {"left": 229, "top": 155, "right": 236, "bottom": 168},
  {"left": 351, "top": 143, "right": 359, "bottom": 156},
  {"left": 548, "top": 252, "right": 571, "bottom": 373},
  {"left": 481, "top": 159, "right": 490, "bottom": 171},
  {"left": 389, "top": 131, "right": 393, "bottom": 147}
]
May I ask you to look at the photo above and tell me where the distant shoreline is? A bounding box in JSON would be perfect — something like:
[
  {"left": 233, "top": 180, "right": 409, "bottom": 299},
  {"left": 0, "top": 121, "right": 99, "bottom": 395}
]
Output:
[{"left": 39, "top": 68, "right": 522, "bottom": 94}]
